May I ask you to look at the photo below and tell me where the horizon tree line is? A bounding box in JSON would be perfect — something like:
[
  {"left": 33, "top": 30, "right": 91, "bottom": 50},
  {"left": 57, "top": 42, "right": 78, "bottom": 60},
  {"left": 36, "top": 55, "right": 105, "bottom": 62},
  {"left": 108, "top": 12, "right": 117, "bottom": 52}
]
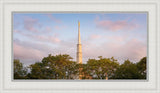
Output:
[{"left": 14, "top": 54, "right": 146, "bottom": 79}]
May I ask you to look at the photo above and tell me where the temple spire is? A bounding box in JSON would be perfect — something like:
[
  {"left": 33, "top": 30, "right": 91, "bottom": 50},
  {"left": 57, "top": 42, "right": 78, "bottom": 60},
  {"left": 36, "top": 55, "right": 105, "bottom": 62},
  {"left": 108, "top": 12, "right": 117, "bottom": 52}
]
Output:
[
  {"left": 77, "top": 21, "right": 82, "bottom": 79},
  {"left": 77, "top": 21, "right": 82, "bottom": 64},
  {"left": 78, "top": 21, "right": 81, "bottom": 44},
  {"left": 77, "top": 20, "right": 82, "bottom": 64}
]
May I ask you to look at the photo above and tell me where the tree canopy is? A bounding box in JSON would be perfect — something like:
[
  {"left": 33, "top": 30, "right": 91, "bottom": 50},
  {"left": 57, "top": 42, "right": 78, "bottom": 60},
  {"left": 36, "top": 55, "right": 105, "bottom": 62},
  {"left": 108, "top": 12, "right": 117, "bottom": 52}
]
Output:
[
  {"left": 110, "top": 57, "right": 146, "bottom": 79},
  {"left": 14, "top": 59, "right": 28, "bottom": 79},
  {"left": 27, "top": 54, "right": 78, "bottom": 79},
  {"left": 14, "top": 54, "right": 147, "bottom": 80}
]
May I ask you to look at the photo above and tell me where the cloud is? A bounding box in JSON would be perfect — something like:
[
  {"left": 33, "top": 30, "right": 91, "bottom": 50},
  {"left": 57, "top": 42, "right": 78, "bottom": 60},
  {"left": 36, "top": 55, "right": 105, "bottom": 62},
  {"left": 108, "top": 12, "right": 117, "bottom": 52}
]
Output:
[
  {"left": 13, "top": 21, "right": 21, "bottom": 29},
  {"left": 89, "top": 34, "right": 101, "bottom": 39},
  {"left": 14, "top": 30, "right": 61, "bottom": 44},
  {"left": 54, "top": 25, "right": 67, "bottom": 30},
  {"left": 46, "top": 14, "right": 61, "bottom": 23},
  {"left": 22, "top": 15, "right": 63, "bottom": 34},
  {"left": 14, "top": 39, "right": 55, "bottom": 53},
  {"left": 23, "top": 16, "right": 39, "bottom": 32},
  {"left": 13, "top": 38, "right": 76, "bottom": 64},
  {"left": 95, "top": 17, "right": 139, "bottom": 31},
  {"left": 13, "top": 42, "right": 46, "bottom": 62},
  {"left": 119, "top": 39, "right": 147, "bottom": 60},
  {"left": 35, "top": 35, "right": 61, "bottom": 43},
  {"left": 106, "top": 35, "right": 129, "bottom": 43},
  {"left": 13, "top": 38, "right": 64, "bottom": 65},
  {"left": 14, "top": 30, "right": 20, "bottom": 33},
  {"left": 43, "top": 26, "right": 52, "bottom": 33},
  {"left": 23, "top": 16, "right": 59, "bottom": 33},
  {"left": 82, "top": 38, "right": 147, "bottom": 63}
]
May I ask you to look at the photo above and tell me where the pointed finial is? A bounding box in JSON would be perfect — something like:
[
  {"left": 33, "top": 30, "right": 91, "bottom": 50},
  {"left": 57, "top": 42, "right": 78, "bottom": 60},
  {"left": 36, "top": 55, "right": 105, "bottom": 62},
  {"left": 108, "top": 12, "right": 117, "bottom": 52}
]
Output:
[
  {"left": 78, "top": 20, "right": 80, "bottom": 27},
  {"left": 78, "top": 20, "right": 81, "bottom": 44}
]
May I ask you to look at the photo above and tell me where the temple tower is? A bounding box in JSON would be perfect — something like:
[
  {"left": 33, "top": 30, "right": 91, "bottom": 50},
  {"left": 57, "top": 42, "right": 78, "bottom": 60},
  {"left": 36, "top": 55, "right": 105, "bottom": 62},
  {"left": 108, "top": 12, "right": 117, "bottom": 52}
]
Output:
[
  {"left": 77, "top": 21, "right": 82, "bottom": 64},
  {"left": 77, "top": 21, "right": 82, "bottom": 79}
]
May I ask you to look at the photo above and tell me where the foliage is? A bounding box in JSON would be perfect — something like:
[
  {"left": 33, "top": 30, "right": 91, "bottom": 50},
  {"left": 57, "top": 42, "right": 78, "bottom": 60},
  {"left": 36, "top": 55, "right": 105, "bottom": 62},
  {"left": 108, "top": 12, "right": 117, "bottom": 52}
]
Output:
[
  {"left": 82, "top": 56, "right": 119, "bottom": 79},
  {"left": 110, "top": 57, "right": 146, "bottom": 79},
  {"left": 136, "top": 57, "right": 147, "bottom": 79},
  {"left": 14, "top": 59, "right": 28, "bottom": 79},
  {"left": 28, "top": 54, "right": 78, "bottom": 79},
  {"left": 13, "top": 54, "right": 147, "bottom": 80}
]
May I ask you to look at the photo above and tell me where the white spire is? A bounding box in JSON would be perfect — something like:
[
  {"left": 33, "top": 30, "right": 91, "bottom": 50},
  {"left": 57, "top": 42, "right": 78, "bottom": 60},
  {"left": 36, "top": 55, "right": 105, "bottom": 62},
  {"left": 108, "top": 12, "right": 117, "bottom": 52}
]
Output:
[
  {"left": 77, "top": 21, "right": 82, "bottom": 80},
  {"left": 78, "top": 21, "right": 81, "bottom": 44},
  {"left": 77, "top": 20, "right": 82, "bottom": 64}
]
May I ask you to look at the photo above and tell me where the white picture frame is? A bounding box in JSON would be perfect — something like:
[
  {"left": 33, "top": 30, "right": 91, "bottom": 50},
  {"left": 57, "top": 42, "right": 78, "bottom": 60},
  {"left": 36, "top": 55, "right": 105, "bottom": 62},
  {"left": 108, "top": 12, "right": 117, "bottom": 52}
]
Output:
[{"left": 0, "top": 0, "right": 160, "bottom": 93}]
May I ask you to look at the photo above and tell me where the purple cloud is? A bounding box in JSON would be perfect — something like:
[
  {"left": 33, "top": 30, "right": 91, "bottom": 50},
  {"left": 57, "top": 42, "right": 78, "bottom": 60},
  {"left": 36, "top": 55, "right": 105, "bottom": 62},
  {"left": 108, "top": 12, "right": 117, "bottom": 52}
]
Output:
[
  {"left": 13, "top": 38, "right": 76, "bottom": 64},
  {"left": 89, "top": 34, "right": 102, "bottom": 39},
  {"left": 46, "top": 14, "right": 61, "bottom": 23},
  {"left": 23, "top": 16, "right": 39, "bottom": 32},
  {"left": 13, "top": 42, "right": 46, "bottom": 61},
  {"left": 82, "top": 38, "right": 146, "bottom": 63},
  {"left": 14, "top": 30, "right": 61, "bottom": 44},
  {"left": 95, "top": 16, "right": 139, "bottom": 31}
]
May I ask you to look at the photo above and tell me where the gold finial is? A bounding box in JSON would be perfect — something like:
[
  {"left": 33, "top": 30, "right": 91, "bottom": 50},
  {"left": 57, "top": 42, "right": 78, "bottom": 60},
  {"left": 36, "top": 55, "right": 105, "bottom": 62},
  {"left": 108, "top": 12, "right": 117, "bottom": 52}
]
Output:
[{"left": 78, "top": 21, "right": 80, "bottom": 27}]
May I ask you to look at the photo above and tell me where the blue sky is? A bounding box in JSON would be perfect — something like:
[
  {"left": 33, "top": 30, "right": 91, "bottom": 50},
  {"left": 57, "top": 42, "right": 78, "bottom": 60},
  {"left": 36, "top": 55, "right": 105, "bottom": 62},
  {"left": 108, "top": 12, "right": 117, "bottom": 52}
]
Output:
[{"left": 13, "top": 13, "right": 147, "bottom": 65}]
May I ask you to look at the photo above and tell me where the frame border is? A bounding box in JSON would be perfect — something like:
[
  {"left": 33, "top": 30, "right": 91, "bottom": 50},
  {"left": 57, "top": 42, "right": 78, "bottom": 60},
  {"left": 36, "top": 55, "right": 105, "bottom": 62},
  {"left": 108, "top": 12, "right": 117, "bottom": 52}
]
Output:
[
  {"left": 0, "top": 0, "right": 160, "bottom": 93},
  {"left": 11, "top": 11, "right": 149, "bottom": 82}
]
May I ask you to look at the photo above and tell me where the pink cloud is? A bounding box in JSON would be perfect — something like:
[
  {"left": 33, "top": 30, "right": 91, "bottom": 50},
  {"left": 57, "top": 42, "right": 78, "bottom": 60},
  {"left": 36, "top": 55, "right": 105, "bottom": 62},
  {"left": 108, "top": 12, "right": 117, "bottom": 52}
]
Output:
[
  {"left": 120, "top": 39, "right": 147, "bottom": 60},
  {"left": 90, "top": 34, "right": 101, "bottom": 39},
  {"left": 95, "top": 18, "right": 139, "bottom": 31},
  {"left": 107, "top": 35, "right": 129, "bottom": 43},
  {"left": 42, "top": 26, "right": 52, "bottom": 33},
  {"left": 54, "top": 25, "right": 67, "bottom": 30},
  {"left": 14, "top": 30, "right": 61, "bottom": 43},
  {"left": 54, "top": 26, "right": 61, "bottom": 30},
  {"left": 46, "top": 14, "right": 61, "bottom": 23},
  {"left": 31, "top": 35, "right": 61, "bottom": 43},
  {"left": 14, "top": 21, "right": 21, "bottom": 28},
  {"left": 83, "top": 38, "right": 147, "bottom": 63},
  {"left": 23, "top": 16, "right": 39, "bottom": 32},
  {"left": 23, "top": 16, "right": 56, "bottom": 33},
  {"left": 45, "top": 36, "right": 61, "bottom": 43},
  {"left": 13, "top": 42, "right": 45, "bottom": 61},
  {"left": 45, "top": 26, "right": 52, "bottom": 31},
  {"left": 13, "top": 38, "right": 76, "bottom": 64},
  {"left": 14, "top": 30, "right": 19, "bottom": 33}
]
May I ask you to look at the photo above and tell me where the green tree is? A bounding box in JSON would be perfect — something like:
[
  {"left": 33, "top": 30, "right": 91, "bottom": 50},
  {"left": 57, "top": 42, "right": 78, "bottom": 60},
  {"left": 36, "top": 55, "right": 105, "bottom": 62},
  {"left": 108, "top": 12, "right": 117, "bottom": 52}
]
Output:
[
  {"left": 17, "top": 54, "right": 146, "bottom": 80},
  {"left": 28, "top": 54, "right": 78, "bottom": 79},
  {"left": 111, "top": 57, "right": 147, "bottom": 79},
  {"left": 14, "top": 59, "right": 28, "bottom": 79},
  {"left": 136, "top": 57, "right": 146, "bottom": 79},
  {"left": 82, "top": 56, "right": 119, "bottom": 79},
  {"left": 111, "top": 60, "right": 140, "bottom": 79},
  {"left": 27, "top": 62, "right": 45, "bottom": 79}
]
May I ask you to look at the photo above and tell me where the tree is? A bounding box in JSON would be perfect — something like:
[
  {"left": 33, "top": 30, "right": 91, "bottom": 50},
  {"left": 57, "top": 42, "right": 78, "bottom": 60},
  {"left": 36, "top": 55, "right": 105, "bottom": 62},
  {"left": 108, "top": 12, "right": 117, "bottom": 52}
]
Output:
[
  {"left": 15, "top": 54, "right": 147, "bottom": 80},
  {"left": 136, "top": 57, "right": 146, "bottom": 79},
  {"left": 14, "top": 59, "right": 28, "bottom": 79},
  {"left": 111, "top": 60, "right": 140, "bottom": 79},
  {"left": 111, "top": 57, "right": 147, "bottom": 79},
  {"left": 82, "top": 57, "right": 119, "bottom": 79},
  {"left": 27, "top": 62, "right": 45, "bottom": 79},
  {"left": 28, "top": 54, "right": 78, "bottom": 79}
]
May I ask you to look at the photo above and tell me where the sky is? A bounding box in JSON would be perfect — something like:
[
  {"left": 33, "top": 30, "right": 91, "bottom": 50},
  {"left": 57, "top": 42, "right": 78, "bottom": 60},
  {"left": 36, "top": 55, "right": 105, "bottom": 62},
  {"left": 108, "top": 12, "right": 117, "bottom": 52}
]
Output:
[{"left": 13, "top": 13, "right": 147, "bottom": 66}]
